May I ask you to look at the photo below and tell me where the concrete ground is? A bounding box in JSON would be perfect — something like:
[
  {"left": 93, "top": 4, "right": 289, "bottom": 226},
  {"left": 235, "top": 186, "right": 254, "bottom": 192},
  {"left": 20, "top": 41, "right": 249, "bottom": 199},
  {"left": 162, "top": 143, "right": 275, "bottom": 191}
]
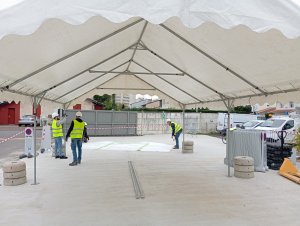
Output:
[{"left": 0, "top": 134, "right": 300, "bottom": 226}]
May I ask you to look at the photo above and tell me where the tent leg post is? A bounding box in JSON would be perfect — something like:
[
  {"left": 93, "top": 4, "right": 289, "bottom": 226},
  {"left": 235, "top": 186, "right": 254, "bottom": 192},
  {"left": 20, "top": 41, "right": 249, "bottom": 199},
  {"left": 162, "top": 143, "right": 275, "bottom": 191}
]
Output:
[
  {"left": 182, "top": 105, "right": 185, "bottom": 150},
  {"left": 60, "top": 106, "right": 67, "bottom": 157},
  {"left": 226, "top": 99, "right": 231, "bottom": 177},
  {"left": 221, "top": 97, "right": 234, "bottom": 177},
  {"left": 32, "top": 96, "right": 39, "bottom": 185}
]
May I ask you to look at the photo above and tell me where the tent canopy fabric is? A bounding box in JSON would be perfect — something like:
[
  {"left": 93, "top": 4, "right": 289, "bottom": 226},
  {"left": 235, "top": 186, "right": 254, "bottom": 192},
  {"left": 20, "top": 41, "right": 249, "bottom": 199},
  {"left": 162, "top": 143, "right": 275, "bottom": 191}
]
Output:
[{"left": 0, "top": 0, "right": 300, "bottom": 106}]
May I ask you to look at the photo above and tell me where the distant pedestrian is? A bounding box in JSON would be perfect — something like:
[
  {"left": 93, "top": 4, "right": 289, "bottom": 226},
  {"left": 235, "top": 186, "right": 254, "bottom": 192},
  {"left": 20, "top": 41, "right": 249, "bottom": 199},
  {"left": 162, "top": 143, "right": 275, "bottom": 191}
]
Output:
[
  {"left": 66, "top": 111, "right": 87, "bottom": 166},
  {"left": 166, "top": 119, "right": 183, "bottom": 149},
  {"left": 51, "top": 112, "right": 68, "bottom": 159}
]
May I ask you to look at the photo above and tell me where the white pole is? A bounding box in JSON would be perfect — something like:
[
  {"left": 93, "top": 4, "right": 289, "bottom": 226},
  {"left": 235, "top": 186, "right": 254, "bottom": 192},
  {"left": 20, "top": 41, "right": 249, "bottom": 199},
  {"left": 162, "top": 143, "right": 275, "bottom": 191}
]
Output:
[
  {"left": 182, "top": 105, "right": 185, "bottom": 150},
  {"left": 32, "top": 96, "right": 38, "bottom": 185},
  {"left": 141, "top": 111, "right": 143, "bottom": 136},
  {"left": 226, "top": 99, "right": 231, "bottom": 177}
]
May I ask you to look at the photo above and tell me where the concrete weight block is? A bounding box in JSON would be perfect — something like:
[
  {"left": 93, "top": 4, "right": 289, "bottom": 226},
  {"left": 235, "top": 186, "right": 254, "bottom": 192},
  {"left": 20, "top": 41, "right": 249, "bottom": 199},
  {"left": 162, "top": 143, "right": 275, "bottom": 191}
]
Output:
[
  {"left": 3, "top": 170, "right": 26, "bottom": 179},
  {"left": 3, "top": 161, "right": 26, "bottom": 173},
  {"left": 234, "top": 164, "right": 254, "bottom": 172},
  {"left": 234, "top": 156, "right": 254, "bottom": 166},
  {"left": 182, "top": 141, "right": 194, "bottom": 146},
  {"left": 4, "top": 177, "right": 27, "bottom": 186},
  {"left": 234, "top": 171, "right": 254, "bottom": 179}
]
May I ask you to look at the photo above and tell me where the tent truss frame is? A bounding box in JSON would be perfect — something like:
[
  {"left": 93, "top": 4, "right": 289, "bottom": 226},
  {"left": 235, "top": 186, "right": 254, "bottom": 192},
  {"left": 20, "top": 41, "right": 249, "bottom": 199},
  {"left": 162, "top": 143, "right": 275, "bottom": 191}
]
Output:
[
  {"left": 1, "top": 18, "right": 144, "bottom": 90},
  {"left": 160, "top": 24, "right": 267, "bottom": 95}
]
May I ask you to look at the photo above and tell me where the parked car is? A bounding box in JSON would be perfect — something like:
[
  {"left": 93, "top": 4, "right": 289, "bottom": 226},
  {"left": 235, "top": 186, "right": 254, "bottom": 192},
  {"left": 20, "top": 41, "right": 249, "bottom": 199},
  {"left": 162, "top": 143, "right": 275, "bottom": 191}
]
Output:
[
  {"left": 217, "top": 113, "right": 258, "bottom": 131},
  {"left": 18, "top": 115, "right": 40, "bottom": 126},
  {"left": 255, "top": 117, "right": 300, "bottom": 143},
  {"left": 241, "top": 120, "right": 265, "bottom": 129}
]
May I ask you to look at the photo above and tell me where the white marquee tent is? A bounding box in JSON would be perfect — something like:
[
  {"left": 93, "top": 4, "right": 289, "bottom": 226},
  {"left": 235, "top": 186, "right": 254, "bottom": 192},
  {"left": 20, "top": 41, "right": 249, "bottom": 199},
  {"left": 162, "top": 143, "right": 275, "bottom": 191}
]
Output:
[{"left": 0, "top": 0, "right": 300, "bottom": 110}]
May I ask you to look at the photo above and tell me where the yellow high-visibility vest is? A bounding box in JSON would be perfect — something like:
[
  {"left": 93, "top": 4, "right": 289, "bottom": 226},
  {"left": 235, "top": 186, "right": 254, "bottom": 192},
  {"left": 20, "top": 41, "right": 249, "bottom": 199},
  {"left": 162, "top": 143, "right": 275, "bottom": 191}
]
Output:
[
  {"left": 169, "top": 122, "right": 182, "bottom": 134},
  {"left": 52, "top": 119, "right": 63, "bottom": 138},
  {"left": 70, "top": 120, "right": 85, "bottom": 139}
]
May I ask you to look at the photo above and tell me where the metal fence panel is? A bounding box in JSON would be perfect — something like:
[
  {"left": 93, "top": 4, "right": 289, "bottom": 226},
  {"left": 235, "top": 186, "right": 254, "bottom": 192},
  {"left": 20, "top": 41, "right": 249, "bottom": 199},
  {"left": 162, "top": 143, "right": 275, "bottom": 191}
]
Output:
[
  {"left": 136, "top": 112, "right": 218, "bottom": 135},
  {"left": 65, "top": 110, "right": 137, "bottom": 136}
]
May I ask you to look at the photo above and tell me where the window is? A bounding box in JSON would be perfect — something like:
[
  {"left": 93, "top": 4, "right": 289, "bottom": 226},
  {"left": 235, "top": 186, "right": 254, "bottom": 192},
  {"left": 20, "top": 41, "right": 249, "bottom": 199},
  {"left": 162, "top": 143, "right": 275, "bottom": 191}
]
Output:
[
  {"left": 283, "top": 120, "right": 294, "bottom": 130},
  {"left": 260, "top": 119, "right": 285, "bottom": 128}
]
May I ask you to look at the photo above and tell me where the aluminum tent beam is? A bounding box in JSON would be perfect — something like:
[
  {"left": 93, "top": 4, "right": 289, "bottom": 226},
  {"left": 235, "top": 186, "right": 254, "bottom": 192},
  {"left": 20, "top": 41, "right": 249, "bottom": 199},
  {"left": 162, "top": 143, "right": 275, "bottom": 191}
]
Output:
[
  {"left": 54, "top": 60, "right": 130, "bottom": 101},
  {"left": 97, "top": 88, "right": 155, "bottom": 91},
  {"left": 92, "top": 71, "right": 184, "bottom": 105},
  {"left": 160, "top": 24, "right": 267, "bottom": 95},
  {"left": 35, "top": 43, "right": 136, "bottom": 97},
  {"left": 187, "top": 87, "right": 300, "bottom": 105},
  {"left": 1, "top": 88, "right": 63, "bottom": 104},
  {"left": 3, "top": 18, "right": 143, "bottom": 89},
  {"left": 143, "top": 44, "right": 227, "bottom": 99},
  {"left": 126, "top": 21, "right": 148, "bottom": 70},
  {"left": 131, "top": 73, "right": 184, "bottom": 105},
  {"left": 89, "top": 70, "right": 184, "bottom": 76},
  {"left": 65, "top": 73, "right": 122, "bottom": 103},
  {"left": 132, "top": 60, "right": 202, "bottom": 103}
]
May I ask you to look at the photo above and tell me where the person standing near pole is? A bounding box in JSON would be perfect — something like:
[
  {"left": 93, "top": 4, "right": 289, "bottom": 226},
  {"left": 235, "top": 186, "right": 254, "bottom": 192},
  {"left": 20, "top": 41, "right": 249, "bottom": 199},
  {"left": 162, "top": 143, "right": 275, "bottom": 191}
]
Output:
[
  {"left": 66, "top": 111, "right": 86, "bottom": 166},
  {"left": 52, "top": 112, "right": 68, "bottom": 159},
  {"left": 166, "top": 119, "right": 183, "bottom": 149}
]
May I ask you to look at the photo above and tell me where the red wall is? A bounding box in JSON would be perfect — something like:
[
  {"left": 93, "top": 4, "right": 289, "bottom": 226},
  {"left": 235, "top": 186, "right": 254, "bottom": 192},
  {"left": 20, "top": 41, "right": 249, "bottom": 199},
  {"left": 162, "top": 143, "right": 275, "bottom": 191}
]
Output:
[
  {"left": 32, "top": 104, "right": 41, "bottom": 117},
  {"left": 94, "top": 104, "right": 104, "bottom": 110},
  {"left": 73, "top": 104, "right": 81, "bottom": 110},
  {"left": 0, "top": 101, "right": 20, "bottom": 125}
]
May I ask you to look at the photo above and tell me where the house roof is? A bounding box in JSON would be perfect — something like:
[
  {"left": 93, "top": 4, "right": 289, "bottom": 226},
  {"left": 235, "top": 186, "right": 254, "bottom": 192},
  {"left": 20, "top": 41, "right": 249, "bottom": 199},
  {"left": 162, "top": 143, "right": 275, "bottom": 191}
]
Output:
[{"left": 257, "top": 107, "right": 295, "bottom": 114}]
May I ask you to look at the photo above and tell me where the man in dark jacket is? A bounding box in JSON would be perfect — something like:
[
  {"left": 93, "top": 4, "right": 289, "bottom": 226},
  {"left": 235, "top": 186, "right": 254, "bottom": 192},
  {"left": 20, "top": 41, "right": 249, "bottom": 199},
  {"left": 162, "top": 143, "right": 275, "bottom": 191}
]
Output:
[{"left": 66, "top": 111, "right": 88, "bottom": 166}]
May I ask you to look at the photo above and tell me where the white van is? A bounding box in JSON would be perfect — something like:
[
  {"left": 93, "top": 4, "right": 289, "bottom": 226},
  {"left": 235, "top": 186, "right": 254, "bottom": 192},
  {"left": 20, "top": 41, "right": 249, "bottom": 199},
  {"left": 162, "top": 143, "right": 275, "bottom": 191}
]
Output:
[
  {"left": 241, "top": 120, "right": 265, "bottom": 129},
  {"left": 255, "top": 117, "right": 300, "bottom": 143},
  {"left": 217, "top": 113, "right": 258, "bottom": 131}
]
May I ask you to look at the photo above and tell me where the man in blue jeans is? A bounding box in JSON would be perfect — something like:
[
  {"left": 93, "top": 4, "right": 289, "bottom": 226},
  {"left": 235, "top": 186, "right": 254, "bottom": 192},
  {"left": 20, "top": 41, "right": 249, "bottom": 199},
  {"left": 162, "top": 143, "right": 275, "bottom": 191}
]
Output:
[
  {"left": 166, "top": 119, "right": 183, "bottom": 149},
  {"left": 51, "top": 112, "right": 68, "bottom": 159},
  {"left": 66, "top": 111, "right": 88, "bottom": 166}
]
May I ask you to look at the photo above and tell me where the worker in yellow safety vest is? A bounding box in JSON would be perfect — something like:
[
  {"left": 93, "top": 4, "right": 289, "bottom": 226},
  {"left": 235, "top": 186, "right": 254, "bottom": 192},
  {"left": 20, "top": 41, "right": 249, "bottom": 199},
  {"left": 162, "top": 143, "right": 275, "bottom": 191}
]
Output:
[
  {"left": 51, "top": 112, "right": 68, "bottom": 159},
  {"left": 66, "top": 111, "right": 88, "bottom": 166},
  {"left": 166, "top": 119, "right": 183, "bottom": 149}
]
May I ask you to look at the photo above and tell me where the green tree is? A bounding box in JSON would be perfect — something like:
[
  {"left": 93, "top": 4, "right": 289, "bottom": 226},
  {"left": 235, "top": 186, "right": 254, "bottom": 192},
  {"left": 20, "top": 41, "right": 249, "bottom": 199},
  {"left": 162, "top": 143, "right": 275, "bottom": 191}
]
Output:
[
  {"left": 93, "top": 94, "right": 113, "bottom": 110},
  {"left": 233, "top": 105, "right": 252, "bottom": 113}
]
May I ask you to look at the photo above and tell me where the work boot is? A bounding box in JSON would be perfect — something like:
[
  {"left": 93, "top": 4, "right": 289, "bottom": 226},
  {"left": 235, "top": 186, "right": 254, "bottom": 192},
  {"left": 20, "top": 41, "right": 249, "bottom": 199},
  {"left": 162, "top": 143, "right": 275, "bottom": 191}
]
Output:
[
  {"left": 69, "top": 161, "right": 77, "bottom": 166},
  {"left": 60, "top": 156, "right": 68, "bottom": 159}
]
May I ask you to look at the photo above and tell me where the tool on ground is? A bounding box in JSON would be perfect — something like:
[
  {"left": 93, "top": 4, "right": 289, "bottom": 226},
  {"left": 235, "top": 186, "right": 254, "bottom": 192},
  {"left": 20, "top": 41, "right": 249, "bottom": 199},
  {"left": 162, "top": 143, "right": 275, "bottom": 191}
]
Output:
[
  {"left": 279, "top": 158, "right": 300, "bottom": 184},
  {"left": 128, "top": 161, "right": 144, "bottom": 199}
]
